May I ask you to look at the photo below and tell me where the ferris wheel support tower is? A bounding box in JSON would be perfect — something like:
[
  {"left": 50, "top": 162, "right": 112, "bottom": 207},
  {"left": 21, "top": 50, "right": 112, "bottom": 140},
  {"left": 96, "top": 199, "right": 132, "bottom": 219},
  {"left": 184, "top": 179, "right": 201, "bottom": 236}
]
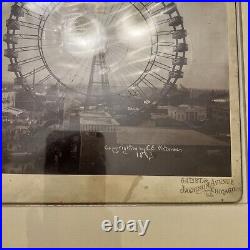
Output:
[{"left": 84, "top": 51, "right": 111, "bottom": 111}]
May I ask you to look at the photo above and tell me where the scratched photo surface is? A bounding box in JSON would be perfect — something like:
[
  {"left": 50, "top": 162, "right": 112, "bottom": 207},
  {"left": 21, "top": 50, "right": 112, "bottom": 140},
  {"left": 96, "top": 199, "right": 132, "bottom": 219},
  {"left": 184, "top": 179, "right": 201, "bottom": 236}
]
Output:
[{"left": 3, "top": 2, "right": 232, "bottom": 177}]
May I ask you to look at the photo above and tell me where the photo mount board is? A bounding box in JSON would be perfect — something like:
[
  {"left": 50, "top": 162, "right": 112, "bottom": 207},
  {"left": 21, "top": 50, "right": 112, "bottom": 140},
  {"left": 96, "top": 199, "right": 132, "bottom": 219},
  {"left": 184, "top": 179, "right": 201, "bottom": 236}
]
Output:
[{"left": 2, "top": 2, "right": 244, "bottom": 204}]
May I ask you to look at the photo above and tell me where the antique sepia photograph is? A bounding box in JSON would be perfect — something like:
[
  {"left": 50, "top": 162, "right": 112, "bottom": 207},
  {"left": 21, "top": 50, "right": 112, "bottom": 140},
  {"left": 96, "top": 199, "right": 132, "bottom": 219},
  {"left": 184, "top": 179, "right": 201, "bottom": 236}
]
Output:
[{"left": 2, "top": 2, "right": 243, "bottom": 203}]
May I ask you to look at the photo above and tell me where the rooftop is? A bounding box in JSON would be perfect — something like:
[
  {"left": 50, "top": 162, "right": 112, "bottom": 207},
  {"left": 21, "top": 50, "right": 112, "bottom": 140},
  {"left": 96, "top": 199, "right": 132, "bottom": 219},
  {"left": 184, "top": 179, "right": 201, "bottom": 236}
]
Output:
[{"left": 80, "top": 111, "right": 120, "bottom": 126}]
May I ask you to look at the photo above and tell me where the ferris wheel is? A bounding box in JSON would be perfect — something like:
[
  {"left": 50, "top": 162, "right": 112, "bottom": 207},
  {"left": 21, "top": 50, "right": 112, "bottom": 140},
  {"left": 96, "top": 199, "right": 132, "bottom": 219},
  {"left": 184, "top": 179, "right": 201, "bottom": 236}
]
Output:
[{"left": 4, "top": 2, "right": 188, "bottom": 114}]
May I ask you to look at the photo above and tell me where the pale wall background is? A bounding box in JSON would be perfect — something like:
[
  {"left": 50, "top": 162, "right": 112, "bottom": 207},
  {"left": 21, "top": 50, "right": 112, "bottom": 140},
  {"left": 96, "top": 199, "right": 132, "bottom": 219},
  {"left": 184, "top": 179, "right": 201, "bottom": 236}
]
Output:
[{"left": 2, "top": 205, "right": 248, "bottom": 248}]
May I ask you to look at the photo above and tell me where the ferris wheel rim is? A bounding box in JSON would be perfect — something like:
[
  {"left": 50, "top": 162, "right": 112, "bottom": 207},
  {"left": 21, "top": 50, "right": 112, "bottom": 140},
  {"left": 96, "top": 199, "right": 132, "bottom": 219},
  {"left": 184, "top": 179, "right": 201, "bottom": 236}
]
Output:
[{"left": 5, "top": 2, "right": 188, "bottom": 113}]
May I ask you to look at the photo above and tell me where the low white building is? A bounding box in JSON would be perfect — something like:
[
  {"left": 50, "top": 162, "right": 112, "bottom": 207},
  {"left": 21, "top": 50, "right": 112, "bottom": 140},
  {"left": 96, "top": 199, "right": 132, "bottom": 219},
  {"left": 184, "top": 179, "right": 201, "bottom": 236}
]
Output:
[
  {"left": 151, "top": 105, "right": 207, "bottom": 122},
  {"left": 168, "top": 105, "right": 207, "bottom": 122},
  {"left": 80, "top": 111, "right": 120, "bottom": 133}
]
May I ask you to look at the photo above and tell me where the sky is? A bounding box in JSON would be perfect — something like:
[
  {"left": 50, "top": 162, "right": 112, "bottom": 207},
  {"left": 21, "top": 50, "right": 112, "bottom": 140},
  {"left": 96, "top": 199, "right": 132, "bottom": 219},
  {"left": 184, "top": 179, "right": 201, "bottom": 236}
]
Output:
[
  {"left": 177, "top": 2, "right": 229, "bottom": 90},
  {"left": 2, "top": 2, "right": 230, "bottom": 90}
]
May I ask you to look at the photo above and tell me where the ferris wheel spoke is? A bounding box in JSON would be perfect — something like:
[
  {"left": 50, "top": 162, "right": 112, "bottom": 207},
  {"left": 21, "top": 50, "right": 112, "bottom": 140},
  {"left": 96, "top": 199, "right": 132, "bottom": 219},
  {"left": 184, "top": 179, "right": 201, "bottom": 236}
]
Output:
[
  {"left": 19, "top": 24, "right": 39, "bottom": 30},
  {"left": 143, "top": 57, "right": 157, "bottom": 73},
  {"left": 106, "top": 2, "right": 127, "bottom": 26},
  {"left": 154, "top": 50, "right": 180, "bottom": 59},
  {"left": 136, "top": 85, "right": 151, "bottom": 99},
  {"left": 23, "top": 3, "right": 48, "bottom": 14},
  {"left": 19, "top": 20, "right": 40, "bottom": 28},
  {"left": 22, "top": 7, "right": 45, "bottom": 21},
  {"left": 141, "top": 77, "right": 158, "bottom": 90},
  {"left": 13, "top": 34, "right": 39, "bottom": 41},
  {"left": 38, "top": 18, "right": 61, "bottom": 27},
  {"left": 157, "top": 42, "right": 175, "bottom": 47},
  {"left": 156, "top": 31, "right": 172, "bottom": 36},
  {"left": 150, "top": 7, "right": 167, "bottom": 16},
  {"left": 147, "top": 71, "right": 169, "bottom": 84},
  {"left": 131, "top": 2, "right": 151, "bottom": 21},
  {"left": 103, "top": 4, "right": 115, "bottom": 25},
  {"left": 152, "top": 61, "right": 173, "bottom": 72},
  {"left": 18, "top": 56, "right": 42, "bottom": 66},
  {"left": 38, "top": 26, "right": 61, "bottom": 33},
  {"left": 15, "top": 45, "right": 39, "bottom": 52},
  {"left": 22, "top": 65, "right": 46, "bottom": 78},
  {"left": 157, "top": 19, "right": 172, "bottom": 26},
  {"left": 16, "top": 33, "right": 38, "bottom": 37},
  {"left": 128, "top": 84, "right": 152, "bottom": 102},
  {"left": 35, "top": 74, "right": 52, "bottom": 86},
  {"left": 140, "top": 2, "right": 166, "bottom": 20},
  {"left": 142, "top": 3, "right": 154, "bottom": 8},
  {"left": 145, "top": 2, "right": 163, "bottom": 12},
  {"left": 15, "top": 45, "right": 35, "bottom": 50},
  {"left": 154, "top": 53, "right": 175, "bottom": 60}
]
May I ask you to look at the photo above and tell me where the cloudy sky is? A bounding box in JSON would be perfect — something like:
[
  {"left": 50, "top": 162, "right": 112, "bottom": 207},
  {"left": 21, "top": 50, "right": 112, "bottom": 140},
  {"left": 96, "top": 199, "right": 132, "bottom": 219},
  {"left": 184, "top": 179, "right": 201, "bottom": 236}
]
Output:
[
  {"left": 2, "top": 2, "right": 230, "bottom": 90},
  {"left": 178, "top": 2, "right": 229, "bottom": 90}
]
